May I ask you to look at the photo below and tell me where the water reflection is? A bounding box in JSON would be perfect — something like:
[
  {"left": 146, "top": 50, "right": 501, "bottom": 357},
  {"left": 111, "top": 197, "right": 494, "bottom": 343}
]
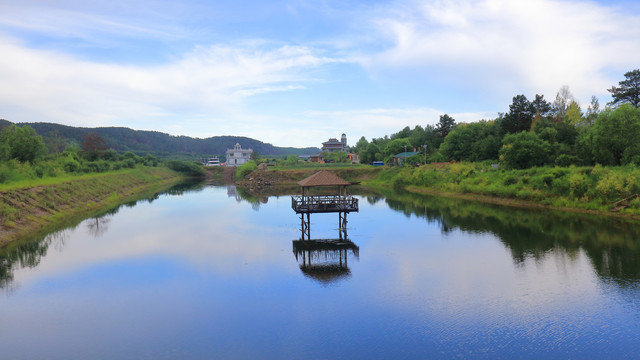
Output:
[
  {"left": 292, "top": 239, "right": 360, "bottom": 284},
  {"left": 378, "top": 188, "right": 640, "bottom": 286},
  {"left": 4, "top": 185, "right": 640, "bottom": 358},
  {"left": 0, "top": 181, "right": 205, "bottom": 292}
]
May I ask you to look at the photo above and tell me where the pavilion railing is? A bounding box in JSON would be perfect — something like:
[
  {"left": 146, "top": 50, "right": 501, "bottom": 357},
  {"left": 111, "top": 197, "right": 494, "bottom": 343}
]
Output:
[{"left": 291, "top": 195, "right": 359, "bottom": 213}]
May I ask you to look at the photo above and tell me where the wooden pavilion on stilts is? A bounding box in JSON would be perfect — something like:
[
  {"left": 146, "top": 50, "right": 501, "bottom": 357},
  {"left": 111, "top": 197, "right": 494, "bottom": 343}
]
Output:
[{"left": 291, "top": 170, "right": 359, "bottom": 240}]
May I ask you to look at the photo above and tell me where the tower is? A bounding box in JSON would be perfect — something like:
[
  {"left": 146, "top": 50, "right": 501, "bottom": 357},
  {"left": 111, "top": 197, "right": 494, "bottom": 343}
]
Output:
[{"left": 341, "top": 133, "right": 347, "bottom": 150}]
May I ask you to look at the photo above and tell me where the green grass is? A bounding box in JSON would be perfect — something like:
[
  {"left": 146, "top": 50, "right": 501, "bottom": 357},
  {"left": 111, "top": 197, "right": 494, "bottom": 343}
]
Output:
[
  {"left": 0, "top": 167, "right": 184, "bottom": 245},
  {"left": 365, "top": 163, "right": 640, "bottom": 217}
]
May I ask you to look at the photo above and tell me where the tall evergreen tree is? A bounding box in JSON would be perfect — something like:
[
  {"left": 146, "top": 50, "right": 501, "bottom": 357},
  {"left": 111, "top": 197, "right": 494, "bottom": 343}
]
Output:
[
  {"left": 502, "top": 95, "right": 534, "bottom": 134},
  {"left": 608, "top": 69, "right": 640, "bottom": 108},
  {"left": 436, "top": 114, "right": 456, "bottom": 138}
]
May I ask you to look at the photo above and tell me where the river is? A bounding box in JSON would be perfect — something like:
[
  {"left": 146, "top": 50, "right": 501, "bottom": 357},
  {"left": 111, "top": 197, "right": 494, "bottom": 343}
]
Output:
[{"left": 1, "top": 183, "right": 640, "bottom": 359}]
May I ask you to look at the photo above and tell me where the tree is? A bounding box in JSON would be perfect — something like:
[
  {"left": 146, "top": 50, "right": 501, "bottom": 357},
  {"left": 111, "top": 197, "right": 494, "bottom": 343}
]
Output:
[
  {"left": 355, "top": 136, "right": 369, "bottom": 154},
  {"left": 324, "top": 151, "right": 349, "bottom": 163},
  {"left": 0, "top": 125, "right": 46, "bottom": 163},
  {"left": 608, "top": 69, "right": 640, "bottom": 108},
  {"left": 391, "top": 126, "right": 412, "bottom": 140},
  {"left": 532, "top": 94, "right": 552, "bottom": 118},
  {"left": 383, "top": 138, "right": 412, "bottom": 159},
  {"left": 552, "top": 86, "right": 575, "bottom": 122},
  {"left": 585, "top": 95, "right": 600, "bottom": 126},
  {"left": 82, "top": 132, "right": 108, "bottom": 160},
  {"left": 499, "top": 131, "right": 551, "bottom": 169},
  {"left": 589, "top": 104, "right": 640, "bottom": 165},
  {"left": 565, "top": 101, "right": 583, "bottom": 126},
  {"left": 501, "top": 95, "right": 534, "bottom": 134},
  {"left": 408, "top": 125, "right": 426, "bottom": 148},
  {"left": 361, "top": 143, "right": 381, "bottom": 164},
  {"left": 436, "top": 114, "right": 456, "bottom": 138},
  {"left": 440, "top": 121, "right": 501, "bottom": 162}
]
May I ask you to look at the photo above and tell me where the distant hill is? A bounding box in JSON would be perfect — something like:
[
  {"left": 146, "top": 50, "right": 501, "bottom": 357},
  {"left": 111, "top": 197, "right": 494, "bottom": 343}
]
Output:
[
  {"left": 0, "top": 119, "right": 12, "bottom": 130},
  {"left": 9, "top": 121, "right": 320, "bottom": 158}
]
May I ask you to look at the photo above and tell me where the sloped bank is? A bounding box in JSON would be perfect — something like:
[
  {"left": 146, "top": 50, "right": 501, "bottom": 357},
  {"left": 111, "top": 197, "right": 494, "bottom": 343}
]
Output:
[
  {"left": 236, "top": 166, "right": 383, "bottom": 192},
  {"left": 365, "top": 162, "right": 640, "bottom": 221},
  {"left": 0, "top": 167, "right": 183, "bottom": 246}
]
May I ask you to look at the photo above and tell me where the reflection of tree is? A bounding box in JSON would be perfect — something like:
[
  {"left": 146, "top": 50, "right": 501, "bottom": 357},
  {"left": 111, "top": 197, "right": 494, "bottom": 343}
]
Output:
[
  {"left": 232, "top": 186, "right": 270, "bottom": 210},
  {"left": 163, "top": 180, "right": 206, "bottom": 196},
  {"left": 86, "top": 215, "right": 112, "bottom": 238},
  {"left": 378, "top": 187, "right": 640, "bottom": 286},
  {"left": 0, "top": 230, "right": 69, "bottom": 291},
  {"left": 365, "top": 195, "right": 383, "bottom": 205}
]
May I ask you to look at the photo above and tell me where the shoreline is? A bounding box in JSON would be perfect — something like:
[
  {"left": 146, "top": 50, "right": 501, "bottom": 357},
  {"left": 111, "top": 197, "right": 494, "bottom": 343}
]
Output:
[
  {"left": 236, "top": 166, "right": 640, "bottom": 222},
  {"left": 0, "top": 167, "right": 184, "bottom": 247}
]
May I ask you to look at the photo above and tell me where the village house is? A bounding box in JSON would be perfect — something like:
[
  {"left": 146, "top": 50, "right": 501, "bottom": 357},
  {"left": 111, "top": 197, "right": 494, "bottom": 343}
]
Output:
[
  {"left": 321, "top": 133, "right": 348, "bottom": 152},
  {"left": 226, "top": 143, "right": 253, "bottom": 166}
]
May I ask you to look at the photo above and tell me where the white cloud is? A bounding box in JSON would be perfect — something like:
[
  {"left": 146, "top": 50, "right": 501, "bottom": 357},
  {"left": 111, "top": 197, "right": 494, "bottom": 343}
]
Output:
[
  {"left": 365, "top": 0, "right": 640, "bottom": 105},
  {"left": 0, "top": 35, "right": 337, "bottom": 133},
  {"left": 299, "top": 108, "right": 492, "bottom": 144},
  {"left": 0, "top": 0, "right": 190, "bottom": 42}
]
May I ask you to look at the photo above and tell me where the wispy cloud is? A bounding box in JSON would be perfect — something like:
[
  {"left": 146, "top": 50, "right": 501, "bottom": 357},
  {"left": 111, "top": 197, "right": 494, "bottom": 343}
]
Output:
[
  {"left": 363, "top": 0, "right": 640, "bottom": 104},
  {"left": 300, "top": 108, "right": 492, "bottom": 143},
  {"left": 0, "top": 35, "right": 338, "bottom": 133},
  {"left": 1, "top": 0, "right": 639, "bottom": 148}
]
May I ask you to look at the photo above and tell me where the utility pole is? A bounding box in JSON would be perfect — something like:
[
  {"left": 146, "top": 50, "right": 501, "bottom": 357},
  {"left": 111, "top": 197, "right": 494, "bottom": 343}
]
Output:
[
  {"left": 423, "top": 144, "right": 427, "bottom": 164},
  {"left": 403, "top": 145, "right": 407, "bottom": 165}
]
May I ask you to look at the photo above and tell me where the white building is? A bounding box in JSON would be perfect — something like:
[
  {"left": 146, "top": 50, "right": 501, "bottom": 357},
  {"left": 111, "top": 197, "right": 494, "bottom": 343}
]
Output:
[{"left": 226, "top": 143, "right": 253, "bottom": 166}]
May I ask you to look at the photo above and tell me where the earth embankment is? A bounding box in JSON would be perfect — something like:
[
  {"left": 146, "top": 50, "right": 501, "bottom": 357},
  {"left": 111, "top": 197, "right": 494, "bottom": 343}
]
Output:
[
  {"left": 236, "top": 166, "right": 383, "bottom": 192},
  {"left": 0, "top": 167, "right": 182, "bottom": 246}
]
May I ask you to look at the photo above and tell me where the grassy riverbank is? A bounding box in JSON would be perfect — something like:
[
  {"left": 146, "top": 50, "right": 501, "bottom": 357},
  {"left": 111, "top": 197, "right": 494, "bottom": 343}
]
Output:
[
  {"left": 364, "top": 162, "right": 640, "bottom": 219},
  {"left": 0, "top": 167, "right": 183, "bottom": 246},
  {"left": 237, "top": 162, "right": 640, "bottom": 219}
]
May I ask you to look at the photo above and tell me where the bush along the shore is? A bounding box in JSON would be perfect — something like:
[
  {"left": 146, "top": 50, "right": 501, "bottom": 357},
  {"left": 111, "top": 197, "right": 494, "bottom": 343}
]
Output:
[
  {"left": 236, "top": 160, "right": 257, "bottom": 180},
  {"left": 165, "top": 160, "right": 206, "bottom": 177},
  {"left": 368, "top": 162, "right": 640, "bottom": 215}
]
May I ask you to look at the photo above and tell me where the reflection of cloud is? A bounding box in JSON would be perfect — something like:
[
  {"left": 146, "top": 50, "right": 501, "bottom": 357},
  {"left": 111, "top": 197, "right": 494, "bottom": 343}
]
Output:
[
  {"left": 11, "top": 189, "right": 299, "bottom": 287},
  {"left": 364, "top": 227, "right": 601, "bottom": 318}
]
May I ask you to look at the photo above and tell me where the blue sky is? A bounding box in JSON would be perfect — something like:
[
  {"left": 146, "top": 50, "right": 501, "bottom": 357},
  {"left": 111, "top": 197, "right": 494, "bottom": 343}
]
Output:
[{"left": 1, "top": 0, "right": 639, "bottom": 148}]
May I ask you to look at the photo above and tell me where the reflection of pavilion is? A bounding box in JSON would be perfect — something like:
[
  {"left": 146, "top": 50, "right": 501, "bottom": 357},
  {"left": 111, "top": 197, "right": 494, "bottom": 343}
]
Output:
[{"left": 292, "top": 239, "right": 359, "bottom": 284}]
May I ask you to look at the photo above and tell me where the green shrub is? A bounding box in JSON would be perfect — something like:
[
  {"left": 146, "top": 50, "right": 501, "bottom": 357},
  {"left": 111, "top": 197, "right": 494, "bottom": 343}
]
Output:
[
  {"left": 235, "top": 160, "right": 257, "bottom": 180},
  {"left": 551, "top": 177, "right": 570, "bottom": 196},
  {"left": 33, "top": 166, "right": 44, "bottom": 178},
  {"left": 0, "top": 165, "right": 11, "bottom": 183},
  {"left": 596, "top": 172, "right": 627, "bottom": 201},
  {"left": 166, "top": 160, "right": 206, "bottom": 177},
  {"left": 124, "top": 159, "right": 136, "bottom": 169},
  {"left": 503, "top": 174, "right": 518, "bottom": 186},
  {"left": 555, "top": 154, "right": 581, "bottom": 167},
  {"left": 392, "top": 176, "right": 406, "bottom": 191},
  {"left": 568, "top": 173, "right": 589, "bottom": 199},
  {"left": 62, "top": 157, "right": 80, "bottom": 173}
]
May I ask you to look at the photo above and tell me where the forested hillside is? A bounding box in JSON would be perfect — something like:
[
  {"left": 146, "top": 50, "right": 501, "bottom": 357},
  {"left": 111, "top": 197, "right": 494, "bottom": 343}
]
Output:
[{"left": 2, "top": 121, "right": 318, "bottom": 158}]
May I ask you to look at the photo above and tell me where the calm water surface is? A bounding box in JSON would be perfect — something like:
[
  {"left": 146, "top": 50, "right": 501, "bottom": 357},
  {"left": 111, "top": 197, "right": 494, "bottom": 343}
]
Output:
[{"left": 2, "top": 183, "right": 640, "bottom": 359}]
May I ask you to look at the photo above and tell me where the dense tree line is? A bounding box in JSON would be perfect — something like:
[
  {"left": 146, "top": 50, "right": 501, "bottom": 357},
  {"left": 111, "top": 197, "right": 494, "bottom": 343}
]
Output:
[
  {"left": 13, "top": 123, "right": 318, "bottom": 158},
  {"left": 0, "top": 126, "right": 170, "bottom": 183},
  {"left": 356, "top": 69, "right": 640, "bottom": 169}
]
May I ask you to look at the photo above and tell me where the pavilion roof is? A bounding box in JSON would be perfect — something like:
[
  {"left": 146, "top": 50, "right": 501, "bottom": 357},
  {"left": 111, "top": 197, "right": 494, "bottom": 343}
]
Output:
[{"left": 297, "top": 170, "right": 351, "bottom": 187}]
